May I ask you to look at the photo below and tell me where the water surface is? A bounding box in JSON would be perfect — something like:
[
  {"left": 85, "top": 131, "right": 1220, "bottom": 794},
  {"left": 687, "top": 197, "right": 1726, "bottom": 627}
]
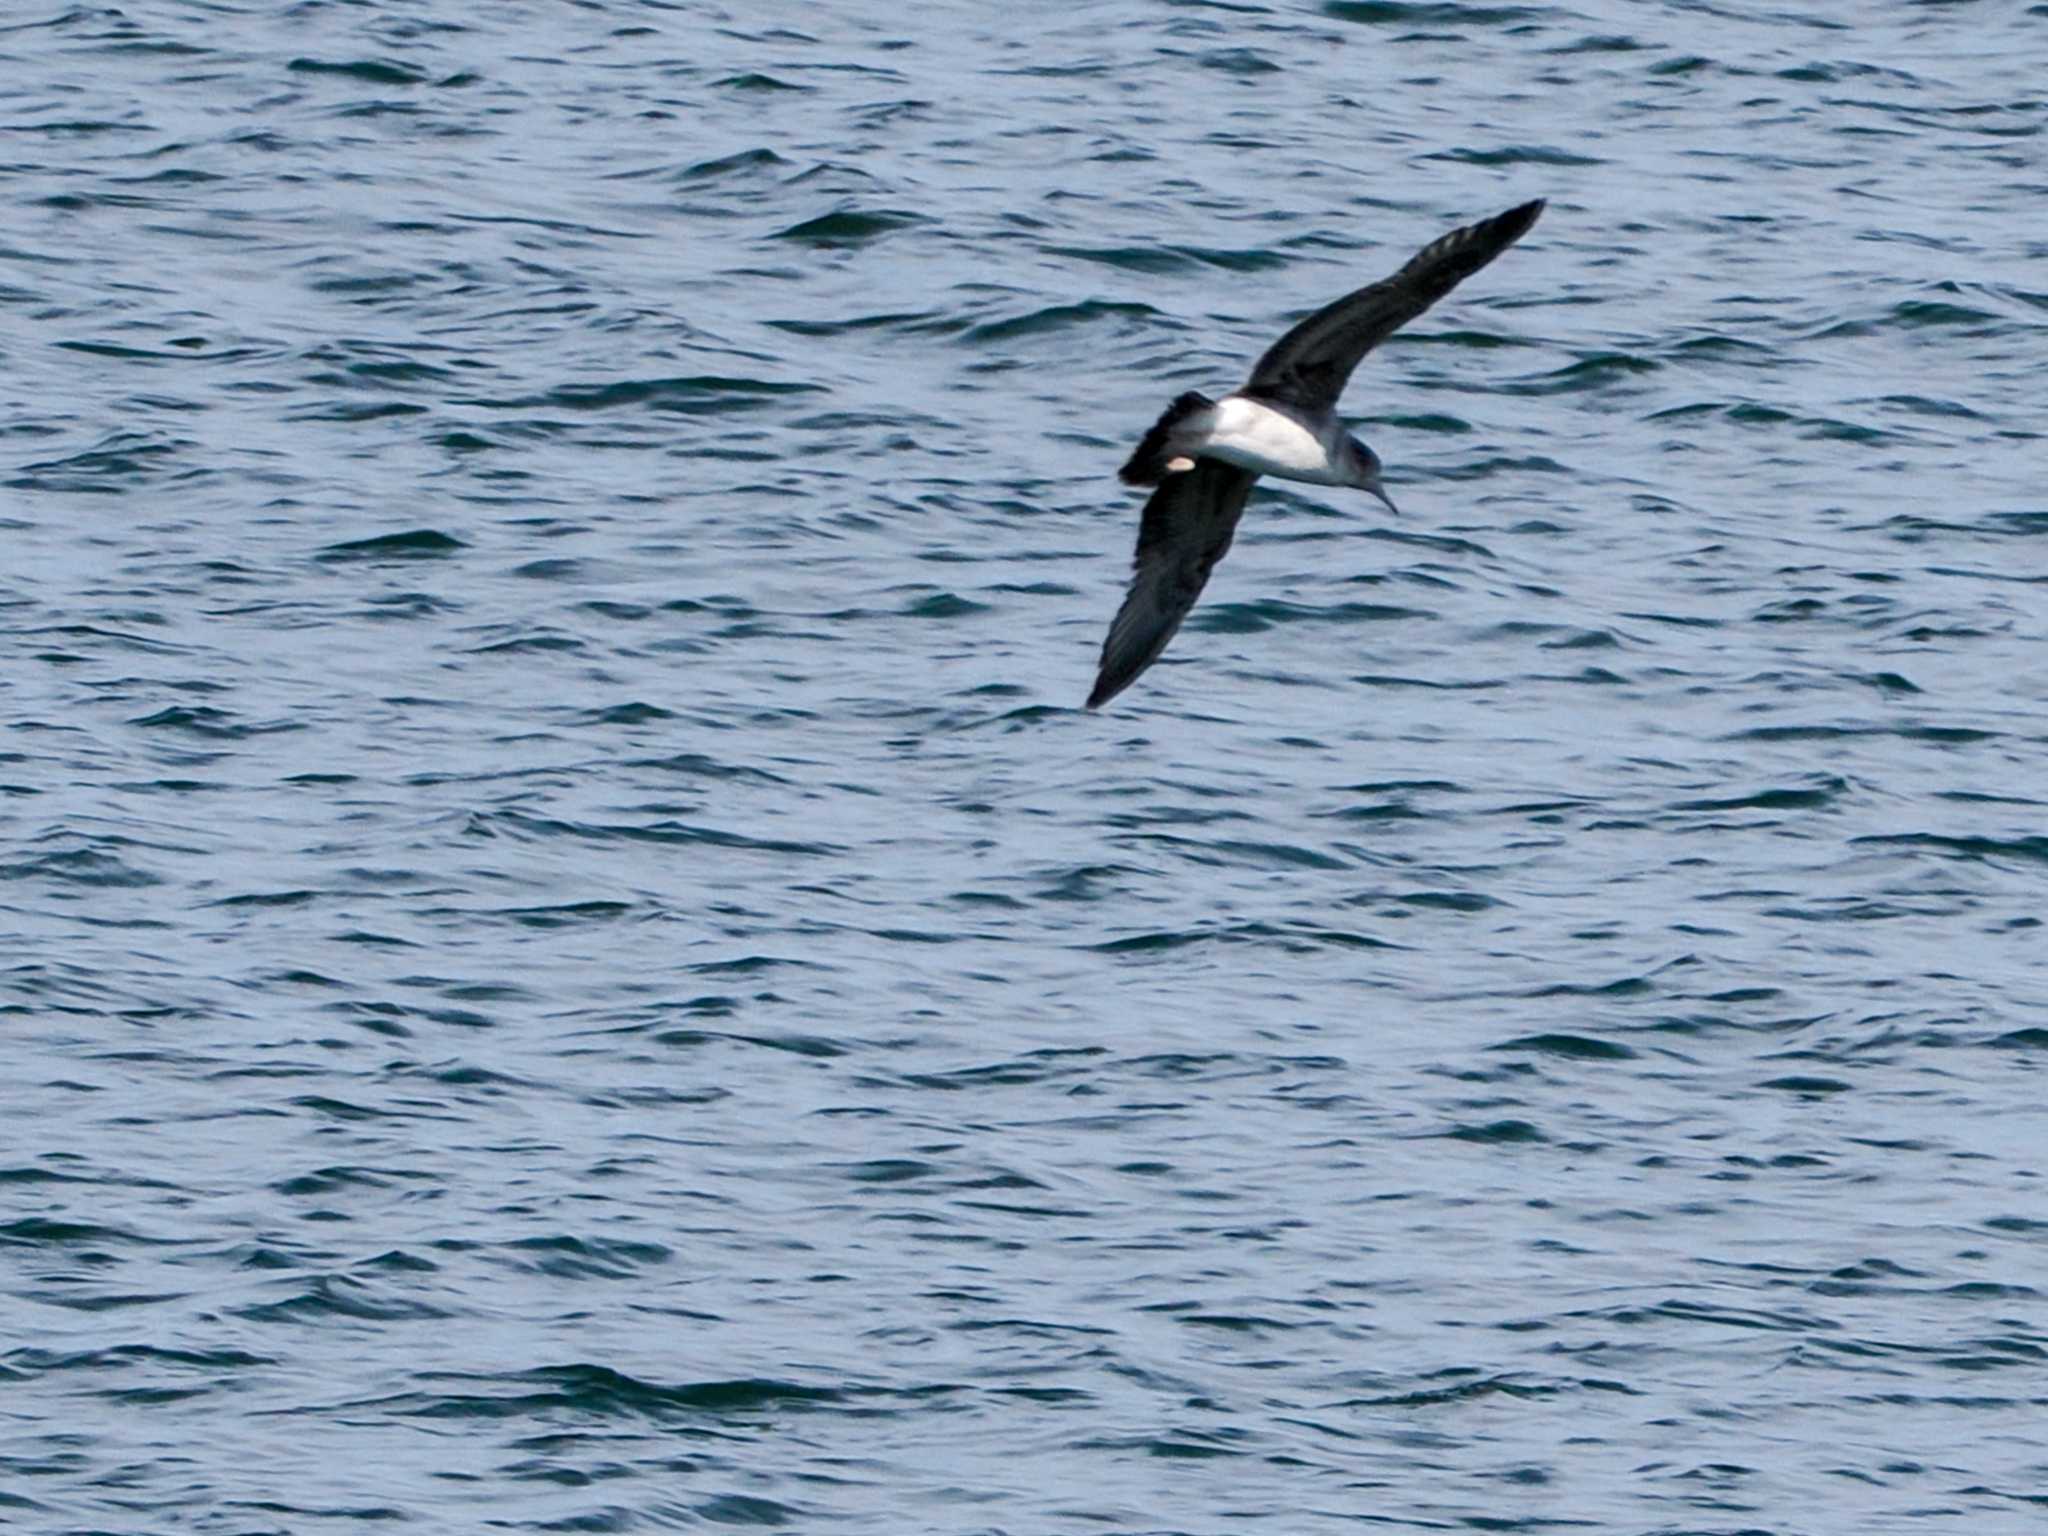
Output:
[{"left": 4, "top": 2, "right": 2046, "bottom": 1531}]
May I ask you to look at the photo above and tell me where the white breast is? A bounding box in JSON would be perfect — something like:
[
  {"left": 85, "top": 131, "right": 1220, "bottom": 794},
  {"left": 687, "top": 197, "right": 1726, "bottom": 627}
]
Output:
[{"left": 1196, "top": 396, "right": 1346, "bottom": 484}]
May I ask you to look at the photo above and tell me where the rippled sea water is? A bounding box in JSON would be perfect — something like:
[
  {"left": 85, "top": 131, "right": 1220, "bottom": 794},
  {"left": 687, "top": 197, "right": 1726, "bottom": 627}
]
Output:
[{"left": 5, "top": 2, "right": 2047, "bottom": 1531}]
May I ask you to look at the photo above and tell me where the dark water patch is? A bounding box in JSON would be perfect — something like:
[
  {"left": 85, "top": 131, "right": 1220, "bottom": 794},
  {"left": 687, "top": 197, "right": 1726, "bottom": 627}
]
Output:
[
  {"left": 1727, "top": 722, "right": 1998, "bottom": 746},
  {"left": 896, "top": 590, "right": 987, "bottom": 619},
  {"left": 472, "top": 811, "right": 842, "bottom": 858},
  {"left": 1399, "top": 327, "right": 1532, "bottom": 350},
  {"left": 1492, "top": 1034, "right": 1638, "bottom": 1061},
  {"left": 1522, "top": 974, "right": 1654, "bottom": 999},
  {"left": 681, "top": 147, "right": 788, "bottom": 180},
  {"left": 510, "top": 556, "right": 596, "bottom": 581},
  {"left": 715, "top": 72, "right": 811, "bottom": 92},
  {"left": 1196, "top": 48, "right": 1282, "bottom": 76},
  {"left": 899, "top": 1050, "right": 1105, "bottom": 1092},
  {"left": 293, "top": 399, "right": 430, "bottom": 423},
  {"left": 1325, "top": 800, "right": 1430, "bottom": 823},
  {"left": 963, "top": 300, "right": 1156, "bottom": 345},
  {"left": 765, "top": 308, "right": 959, "bottom": 338},
  {"left": 289, "top": 1092, "right": 440, "bottom": 1120},
  {"left": 235, "top": 1276, "right": 450, "bottom": 1324},
  {"left": 657, "top": 1020, "right": 842, "bottom": 1056},
  {"left": 209, "top": 889, "right": 317, "bottom": 909},
  {"left": 1084, "top": 918, "right": 1395, "bottom": 954},
  {"left": 272, "top": 1166, "right": 427, "bottom": 1198},
  {"left": 1389, "top": 890, "right": 1500, "bottom": 912},
  {"left": 1, "top": 847, "right": 162, "bottom": 889},
  {"left": 695, "top": 1493, "right": 799, "bottom": 1526},
  {"left": 474, "top": 376, "right": 823, "bottom": 415},
  {"left": 1442, "top": 1119, "right": 1549, "bottom": 1144},
  {"left": 576, "top": 701, "right": 675, "bottom": 726},
  {"left": 1760, "top": 899, "right": 1932, "bottom": 922},
  {"left": 6, "top": 1344, "right": 273, "bottom": 1378},
  {"left": 1991, "top": 1028, "right": 2048, "bottom": 1050},
  {"left": 627, "top": 751, "right": 791, "bottom": 785},
  {"left": 1427, "top": 452, "right": 1570, "bottom": 481},
  {"left": 402, "top": 1366, "right": 850, "bottom": 1422},
  {"left": 1148, "top": 836, "right": 1351, "bottom": 872},
  {"left": 1323, "top": 1, "right": 1540, "bottom": 24},
  {"left": 8, "top": 431, "right": 185, "bottom": 491},
  {"left": 289, "top": 57, "right": 430, "bottom": 86},
  {"left": 130, "top": 705, "right": 300, "bottom": 740},
  {"left": 1670, "top": 332, "right": 1775, "bottom": 360},
  {"left": 1195, "top": 599, "right": 1427, "bottom": 634},
  {"left": 1074, "top": 1430, "right": 1249, "bottom": 1460},
  {"left": 0, "top": 1216, "right": 159, "bottom": 1248},
  {"left": 498, "top": 901, "right": 638, "bottom": 929},
  {"left": 1853, "top": 833, "right": 2048, "bottom": 866},
  {"left": 1670, "top": 777, "right": 1847, "bottom": 813},
  {"left": 1369, "top": 411, "right": 1472, "bottom": 433},
  {"left": 1887, "top": 298, "right": 2003, "bottom": 330},
  {"left": 1760, "top": 1075, "right": 1853, "bottom": 1097},
  {"left": 1351, "top": 672, "right": 1500, "bottom": 692},
  {"left": 1814, "top": 298, "right": 2004, "bottom": 340},
  {"left": 1428, "top": 144, "right": 1606, "bottom": 167},
  {"left": 499, "top": 1236, "right": 673, "bottom": 1281},
  {"left": 772, "top": 208, "right": 926, "bottom": 246},
  {"left": 1046, "top": 243, "right": 1289, "bottom": 275},
  {"left": 1541, "top": 628, "right": 1622, "bottom": 650},
  {"left": 1505, "top": 352, "right": 1661, "bottom": 394},
  {"left": 1616, "top": 1299, "right": 1835, "bottom": 1333},
  {"left": 1881, "top": 393, "right": 1983, "bottom": 420},
  {"left": 316, "top": 529, "right": 466, "bottom": 562},
  {"left": 465, "top": 629, "right": 584, "bottom": 656}
]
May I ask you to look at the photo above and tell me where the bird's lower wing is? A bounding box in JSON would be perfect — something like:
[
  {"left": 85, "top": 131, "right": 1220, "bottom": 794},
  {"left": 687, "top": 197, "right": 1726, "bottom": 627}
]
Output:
[
  {"left": 1244, "top": 198, "right": 1544, "bottom": 412},
  {"left": 1086, "top": 462, "right": 1258, "bottom": 709}
]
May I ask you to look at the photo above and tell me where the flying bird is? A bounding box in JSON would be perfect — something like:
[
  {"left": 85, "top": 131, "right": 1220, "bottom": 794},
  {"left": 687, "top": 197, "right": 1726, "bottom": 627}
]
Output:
[{"left": 1086, "top": 199, "right": 1545, "bottom": 709}]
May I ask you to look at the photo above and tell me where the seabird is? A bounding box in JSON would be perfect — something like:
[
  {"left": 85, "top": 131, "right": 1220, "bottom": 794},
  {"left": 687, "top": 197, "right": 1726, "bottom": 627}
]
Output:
[{"left": 1086, "top": 198, "right": 1545, "bottom": 709}]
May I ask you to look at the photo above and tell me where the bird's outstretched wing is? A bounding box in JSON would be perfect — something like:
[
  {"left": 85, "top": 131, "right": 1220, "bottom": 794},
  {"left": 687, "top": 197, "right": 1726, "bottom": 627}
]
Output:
[
  {"left": 1243, "top": 198, "right": 1544, "bottom": 413},
  {"left": 1087, "top": 461, "right": 1259, "bottom": 708}
]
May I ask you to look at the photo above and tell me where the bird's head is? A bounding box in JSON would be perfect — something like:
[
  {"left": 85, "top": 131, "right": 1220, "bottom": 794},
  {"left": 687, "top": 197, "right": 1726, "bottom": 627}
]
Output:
[{"left": 1342, "top": 435, "right": 1399, "bottom": 515}]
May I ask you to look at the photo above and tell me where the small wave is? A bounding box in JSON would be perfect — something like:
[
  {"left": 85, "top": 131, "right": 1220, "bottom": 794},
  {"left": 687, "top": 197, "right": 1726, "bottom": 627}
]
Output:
[
  {"left": 1046, "top": 243, "right": 1290, "bottom": 275},
  {"left": 1492, "top": 1033, "right": 1637, "bottom": 1060},
  {"left": 1429, "top": 145, "right": 1607, "bottom": 167},
  {"left": 680, "top": 147, "right": 787, "bottom": 180},
  {"left": 715, "top": 72, "right": 810, "bottom": 92},
  {"left": 287, "top": 57, "right": 429, "bottom": 86},
  {"left": 317, "top": 529, "right": 465, "bottom": 561},
  {"left": 1324, "top": 1, "right": 1540, "bottom": 24},
  {"left": 9, "top": 431, "right": 186, "bottom": 491},
  {"left": 475, "top": 375, "right": 822, "bottom": 415},
  {"left": 1442, "top": 1119, "right": 1550, "bottom": 1144},
  {"left": 772, "top": 208, "right": 926, "bottom": 245},
  {"left": 962, "top": 299, "right": 1157, "bottom": 345},
  {"left": 235, "top": 1276, "right": 450, "bottom": 1324},
  {"left": 1505, "top": 352, "right": 1661, "bottom": 395}
]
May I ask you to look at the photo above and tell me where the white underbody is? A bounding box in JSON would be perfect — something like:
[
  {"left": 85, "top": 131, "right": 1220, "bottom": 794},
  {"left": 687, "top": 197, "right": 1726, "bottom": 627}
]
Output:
[{"left": 1176, "top": 394, "right": 1350, "bottom": 485}]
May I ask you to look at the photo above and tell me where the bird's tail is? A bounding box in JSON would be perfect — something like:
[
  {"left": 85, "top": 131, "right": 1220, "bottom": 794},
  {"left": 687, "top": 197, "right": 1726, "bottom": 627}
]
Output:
[{"left": 1118, "top": 391, "right": 1213, "bottom": 486}]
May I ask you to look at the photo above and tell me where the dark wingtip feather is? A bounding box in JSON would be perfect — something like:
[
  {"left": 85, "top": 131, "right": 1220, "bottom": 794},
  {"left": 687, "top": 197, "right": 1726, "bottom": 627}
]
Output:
[
  {"left": 1085, "top": 634, "right": 1142, "bottom": 708},
  {"left": 1497, "top": 198, "right": 1545, "bottom": 241},
  {"left": 1117, "top": 390, "right": 1212, "bottom": 486}
]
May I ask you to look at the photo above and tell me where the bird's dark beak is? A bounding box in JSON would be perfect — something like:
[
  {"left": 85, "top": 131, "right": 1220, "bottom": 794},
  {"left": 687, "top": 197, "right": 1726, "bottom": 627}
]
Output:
[{"left": 1369, "top": 483, "right": 1399, "bottom": 516}]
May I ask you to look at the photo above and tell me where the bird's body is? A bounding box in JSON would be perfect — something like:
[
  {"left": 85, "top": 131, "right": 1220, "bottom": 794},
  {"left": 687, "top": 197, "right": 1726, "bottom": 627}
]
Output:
[
  {"left": 1152, "top": 394, "right": 1355, "bottom": 485},
  {"left": 1086, "top": 199, "right": 1545, "bottom": 709}
]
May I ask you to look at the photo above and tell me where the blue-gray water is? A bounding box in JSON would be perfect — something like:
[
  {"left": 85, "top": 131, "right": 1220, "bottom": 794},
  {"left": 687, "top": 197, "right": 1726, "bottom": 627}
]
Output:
[{"left": 4, "top": 2, "right": 2046, "bottom": 1531}]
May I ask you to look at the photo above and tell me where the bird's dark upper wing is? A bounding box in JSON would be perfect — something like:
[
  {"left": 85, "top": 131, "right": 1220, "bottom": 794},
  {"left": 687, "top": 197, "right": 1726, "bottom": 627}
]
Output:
[
  {"left": 1087, "top": 461, "right": 1258, "bottom": 709},
  {"left": 1243, "top": 198, "right": 1544, "bottom": 412}
]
